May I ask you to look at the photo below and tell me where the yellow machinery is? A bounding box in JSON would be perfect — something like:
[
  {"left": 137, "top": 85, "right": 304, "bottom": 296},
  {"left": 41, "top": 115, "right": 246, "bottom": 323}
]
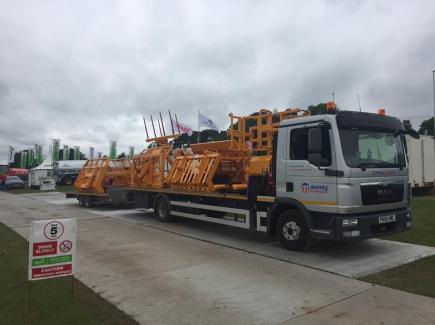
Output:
[
  {"left": 166, "top": 140, "right": 249, "bottom": 192},
  {"left": 74, "top": 158, "right": 131, "bottom": 194},
  {"left": 131, "top": 143, "right": 175, "bottom": 189},
  {"left": 133, "top": 108, "right": 310, "bottom": 193},
  {"left": 75, "top": 108, "right": 310, "bottom": 194}
]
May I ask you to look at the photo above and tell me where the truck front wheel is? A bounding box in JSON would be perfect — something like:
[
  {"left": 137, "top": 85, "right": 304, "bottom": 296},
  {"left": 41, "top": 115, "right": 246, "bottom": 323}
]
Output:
[
  {"left": 276, "top": 210, "right": 312, "bottom": 251},
  {"left": 155, "top": 196, "right": 173, "bottom": 222}
]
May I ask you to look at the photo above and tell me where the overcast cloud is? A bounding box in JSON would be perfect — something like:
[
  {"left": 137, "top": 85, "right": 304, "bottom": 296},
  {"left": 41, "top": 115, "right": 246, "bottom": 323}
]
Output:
[{"left": 0, "top": 0, "right": 434, "bottom": 161}]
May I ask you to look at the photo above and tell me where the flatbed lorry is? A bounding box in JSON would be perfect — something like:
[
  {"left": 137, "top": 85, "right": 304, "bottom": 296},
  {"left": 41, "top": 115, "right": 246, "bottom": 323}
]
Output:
[{"left": 67, "top": 106, "right": 419, "bottom": 250}]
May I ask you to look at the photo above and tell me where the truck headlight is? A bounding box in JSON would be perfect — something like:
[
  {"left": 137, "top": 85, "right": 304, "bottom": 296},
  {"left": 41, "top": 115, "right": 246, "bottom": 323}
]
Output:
[{"left": 342, "top": 218, "right": 358, "bottom": 228}]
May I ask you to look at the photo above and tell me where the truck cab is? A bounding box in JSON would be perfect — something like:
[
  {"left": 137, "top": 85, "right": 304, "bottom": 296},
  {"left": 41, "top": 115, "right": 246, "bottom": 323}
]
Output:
[{"left": 274, "top": 110, "right": 412, "bottom": 249}]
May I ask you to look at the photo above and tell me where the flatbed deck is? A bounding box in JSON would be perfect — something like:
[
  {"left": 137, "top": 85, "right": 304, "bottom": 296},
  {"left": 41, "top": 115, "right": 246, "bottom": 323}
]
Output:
[
  {"left": 66, "top": 187, "right": 275, "bottom": 203},
  {"left": 66, "top": 186, "right": 273, "bottom": 232}
]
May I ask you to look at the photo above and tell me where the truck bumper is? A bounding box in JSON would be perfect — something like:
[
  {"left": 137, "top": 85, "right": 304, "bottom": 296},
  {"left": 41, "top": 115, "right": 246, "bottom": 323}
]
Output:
[{"left": 310, "top": 208, "right": 411, "bottom": 241}]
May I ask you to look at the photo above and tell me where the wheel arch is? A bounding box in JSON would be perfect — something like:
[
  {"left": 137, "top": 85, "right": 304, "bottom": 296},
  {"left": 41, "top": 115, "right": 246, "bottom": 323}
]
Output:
[
  {"left": 153, "top": 193, "right": 169, "bottom": 211},
  {"left": 153, "top": 193, "right": 174, "bottom": 222},
  {"left": 268, "top": 198, "right": 312, "bottom": 237}
]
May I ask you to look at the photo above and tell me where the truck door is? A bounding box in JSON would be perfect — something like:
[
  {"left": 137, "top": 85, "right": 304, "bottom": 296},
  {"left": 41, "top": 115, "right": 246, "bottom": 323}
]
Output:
[{"left": 285, "top": 122, "right": 338, "bottom": 215}]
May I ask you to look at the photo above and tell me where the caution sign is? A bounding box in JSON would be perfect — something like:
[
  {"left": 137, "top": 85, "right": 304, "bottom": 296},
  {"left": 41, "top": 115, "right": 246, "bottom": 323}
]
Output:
[{"left": 28, "top": 219, "right": 76, "bottom": 281}]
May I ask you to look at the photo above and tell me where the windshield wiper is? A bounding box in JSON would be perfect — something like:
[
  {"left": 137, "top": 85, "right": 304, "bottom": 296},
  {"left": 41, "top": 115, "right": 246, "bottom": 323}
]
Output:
[
  {"left": 356, "top": 162, "right": 401, "bottom": 171},
  {"left": 356, "top": 163, "right": 378, "bottom": 171}
]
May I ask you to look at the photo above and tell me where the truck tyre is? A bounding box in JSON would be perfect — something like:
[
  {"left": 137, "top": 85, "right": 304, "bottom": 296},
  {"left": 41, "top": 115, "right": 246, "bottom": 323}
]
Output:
[
  {"left": 155, "top": 195, "right": 173, "bottom": 222},
  {"left": 78, "top": 196, "right": 85, "bottom": 207},
  {"left": 84, "top": 196, "right": 94, "bottom": 208},
  {"left": 63, "top": 176, "right": 73, "bottom": 186},
  {"left": 276, "top": 210, "right": 312, "bottom": 251}
]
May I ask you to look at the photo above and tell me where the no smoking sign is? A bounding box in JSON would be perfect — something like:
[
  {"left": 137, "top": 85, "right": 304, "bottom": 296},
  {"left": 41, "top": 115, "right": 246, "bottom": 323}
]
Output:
[{"left": 60, "top": 240, "right": 73, "bottom": 253}]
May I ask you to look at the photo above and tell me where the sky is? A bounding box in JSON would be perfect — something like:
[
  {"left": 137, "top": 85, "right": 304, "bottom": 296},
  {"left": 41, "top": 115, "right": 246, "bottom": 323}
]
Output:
[{"left": 0, "top": 0, "right": 434, "bottom": 162}]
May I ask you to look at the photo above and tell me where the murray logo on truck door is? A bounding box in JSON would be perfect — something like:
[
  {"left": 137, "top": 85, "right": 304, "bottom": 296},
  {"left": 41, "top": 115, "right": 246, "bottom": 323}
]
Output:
[{"left": 301, "top": 183, "right": 328, "bottom": 194}]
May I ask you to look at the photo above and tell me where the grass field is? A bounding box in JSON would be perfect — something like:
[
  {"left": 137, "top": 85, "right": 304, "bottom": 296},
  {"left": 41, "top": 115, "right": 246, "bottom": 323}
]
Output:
[
  {"left": 361, "top": 255, "right": 435, "bottom": 298},
  {"left": 361, "top": 195, "right": 435, "bottom": 298},
  {"left": 384, "top": 196, "right": 435, "bottom": 247},
  {"left": 0, "top": 223, "right": 138, "bottom": 325}
]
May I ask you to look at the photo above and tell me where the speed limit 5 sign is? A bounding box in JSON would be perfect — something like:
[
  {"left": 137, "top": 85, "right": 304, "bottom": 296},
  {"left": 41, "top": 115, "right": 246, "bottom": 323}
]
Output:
[{"left": 28, "top": 219, "right": 77, "bottom": 280}]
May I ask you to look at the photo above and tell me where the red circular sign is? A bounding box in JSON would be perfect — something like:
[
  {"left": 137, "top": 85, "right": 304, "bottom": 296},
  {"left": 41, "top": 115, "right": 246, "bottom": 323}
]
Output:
[
  {"left": 43, "top": 221, "right": 64, "bottom": 240},
  {"left": 59, "top": 240, "right": 73, "bottom": 253}
]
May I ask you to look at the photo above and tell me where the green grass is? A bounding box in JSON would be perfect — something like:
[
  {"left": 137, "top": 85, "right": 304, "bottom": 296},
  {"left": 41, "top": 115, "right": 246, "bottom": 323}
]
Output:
[
  {"left": 6, "top": 185, "right": 74, "bottom": 194},
  {"left": 383, "top": 196, "right": 435, "bottom": 247},
  {"left": 361, "top": 195, "right": 435, "bottom": 298},
  {"left": 0, "top": 222, "right": 138, "bottom": 325},
  {"left": 361, "top": 255, "right": 435, "bottom": 298}
]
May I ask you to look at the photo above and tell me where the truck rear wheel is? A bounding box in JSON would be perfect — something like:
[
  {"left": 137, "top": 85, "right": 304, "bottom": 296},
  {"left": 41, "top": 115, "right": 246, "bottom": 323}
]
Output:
[
  {"left": 78, "top": 196, "right": 85, "bottom": 207},
  {"left": 276, "top": 210, "right": 312, "bottom": 251},
  {"left": 63, "top": 176, "right": 73, "bottom": 186},
  {"left": 84, "top": 196, "right": 94, "bottom": 208},
  {"left": 155, "top": 195, "right": 173, "bottom": 222}
]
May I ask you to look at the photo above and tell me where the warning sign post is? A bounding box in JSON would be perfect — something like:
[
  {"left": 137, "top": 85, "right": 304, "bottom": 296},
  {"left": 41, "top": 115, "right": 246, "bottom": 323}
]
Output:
[{"left": 28, "top": 219, "right": 76, "bottom": 281}]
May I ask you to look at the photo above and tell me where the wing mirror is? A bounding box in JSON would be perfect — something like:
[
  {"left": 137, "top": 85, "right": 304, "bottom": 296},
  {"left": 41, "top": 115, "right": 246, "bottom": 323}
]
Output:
[{"left": 403, "top": 120, "right": 420, "bottom": 139}]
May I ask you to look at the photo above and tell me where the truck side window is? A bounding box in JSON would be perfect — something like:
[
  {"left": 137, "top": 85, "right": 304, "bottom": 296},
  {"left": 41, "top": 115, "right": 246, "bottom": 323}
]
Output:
[
  {"left": 290, "top": 128, "right": 308, "bottom": 160},
  {"left": 290, "top": 127, "right": 332, "bottom": 166}
]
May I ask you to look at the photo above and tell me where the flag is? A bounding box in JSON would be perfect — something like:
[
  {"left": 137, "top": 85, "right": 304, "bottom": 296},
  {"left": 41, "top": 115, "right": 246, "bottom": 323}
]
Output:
[
  {"left": 172, "top": 119, "right": 193, "bottom": 136},
  {"left": 74, "top": 146, "right": 80, "bottom": 160},
  {"left": 198, "top": 111, "right": 219, "bottom": 131},
  {"left": 20, "top": 151, "right": 28, "bottom": 168},
  {"left": 52, "top": 139, "right": 60, "bottom": 162},
  {"left": 28, "top": 149, "right": 34, "bottom": 167},
  {"left": 109, "top": 141, "right": 117, "bottom": 159},
  {"left": 8, "top": 146, "right": 14, "bottom": 163},
  {"left": 89, "top": 147, "right": 95, "bottom": 160},
  {"left": 63, "top": 145, "right": 69, "bottom": 160},
  {"left": 35, "top": 144, "right": 43, "bottom": 165}
]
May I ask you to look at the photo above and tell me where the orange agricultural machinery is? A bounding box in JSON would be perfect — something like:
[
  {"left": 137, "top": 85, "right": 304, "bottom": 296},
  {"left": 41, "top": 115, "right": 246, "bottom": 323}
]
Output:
[
  {"left": 74, "top": 158, "right": 131, "bottom": 194},
  {"left": 129, "top": 108, "right": 310, "bottom": 193},
  {"left": 75, "top": 108, "right": 311, "bottom": 195}
]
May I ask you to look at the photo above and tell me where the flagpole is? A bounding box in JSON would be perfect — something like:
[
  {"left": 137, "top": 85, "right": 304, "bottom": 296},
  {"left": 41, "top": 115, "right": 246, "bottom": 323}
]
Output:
[{"left": 197, "top": 109, "right": 200, "bottom": 143}]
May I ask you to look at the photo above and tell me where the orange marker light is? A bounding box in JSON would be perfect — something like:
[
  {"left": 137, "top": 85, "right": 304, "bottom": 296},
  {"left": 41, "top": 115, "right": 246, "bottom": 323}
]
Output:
[
  {"left": 378, "top": 108, "right": 385, "bottom": 115},
  {"left": 326, "top": 101, "right": 336, "bottom": 111}
]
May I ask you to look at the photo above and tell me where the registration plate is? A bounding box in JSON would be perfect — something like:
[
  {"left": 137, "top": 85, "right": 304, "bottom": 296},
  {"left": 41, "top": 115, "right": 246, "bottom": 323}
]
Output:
[{"left": 379, "top": 214, "right": 396, "bottom": 224}]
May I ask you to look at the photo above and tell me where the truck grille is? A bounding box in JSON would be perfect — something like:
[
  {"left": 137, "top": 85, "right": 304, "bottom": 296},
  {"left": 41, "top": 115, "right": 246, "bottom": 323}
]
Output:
[{"left": 361, "top": 183, "right": 404, "bottom": 205}]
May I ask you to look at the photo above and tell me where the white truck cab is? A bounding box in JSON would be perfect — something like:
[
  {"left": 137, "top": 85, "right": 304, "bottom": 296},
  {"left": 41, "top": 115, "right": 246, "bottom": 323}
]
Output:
[{"left": 273, "top": 110, "right": 413, "bottom": 249}]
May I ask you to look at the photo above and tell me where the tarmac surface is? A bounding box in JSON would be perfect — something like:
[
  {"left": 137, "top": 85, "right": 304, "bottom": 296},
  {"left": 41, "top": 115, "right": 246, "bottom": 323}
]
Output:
[{"left": 1, "top": 191, "right": 435, "bottom": 325}]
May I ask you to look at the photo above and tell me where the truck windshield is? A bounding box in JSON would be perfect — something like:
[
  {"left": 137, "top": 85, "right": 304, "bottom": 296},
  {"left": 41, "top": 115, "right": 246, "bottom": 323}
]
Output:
[{"left": 339, "top": 128, "right": 405, "bottom": 169}]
